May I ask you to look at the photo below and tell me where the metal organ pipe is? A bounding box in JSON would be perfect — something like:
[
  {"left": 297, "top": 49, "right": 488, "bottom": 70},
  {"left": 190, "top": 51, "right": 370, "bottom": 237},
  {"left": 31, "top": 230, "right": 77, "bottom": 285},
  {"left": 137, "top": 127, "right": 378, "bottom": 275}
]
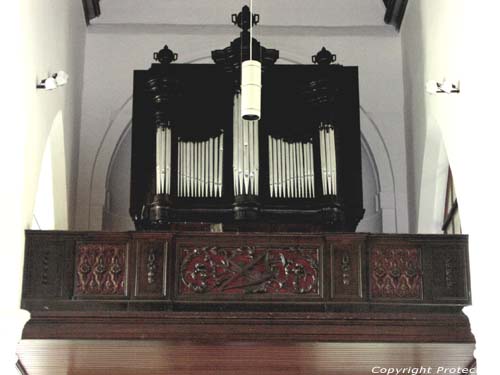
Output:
[
  {"left": 233, "top": 93, "right": 260, "bottom": 196},
  {"left": 155, "top": 126, "right": 172, "bottom": 195},
  {"left": 177, "top": 132, "right": 224, "bottom": 198},
  {"left": 319, "top": 123, "right": 337, "bottom": 196},
  {"left": 267, "top": 136, "right": 315, "bottom": 199}
]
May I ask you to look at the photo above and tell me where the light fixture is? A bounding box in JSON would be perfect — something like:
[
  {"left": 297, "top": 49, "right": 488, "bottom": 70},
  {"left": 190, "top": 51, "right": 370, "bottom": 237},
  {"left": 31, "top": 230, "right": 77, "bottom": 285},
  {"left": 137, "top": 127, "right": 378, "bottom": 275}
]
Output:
[
  {"left": 37, "top": 77, "right": 57, "bottom": 90},
  {"left": 426, "top": 79, "right": 460, "bottom": 94},
  {"left": 37, "top": 71, "right": 69, "bottom": 90},
  {"left": 241, "top": 0, "right": 261, "bottom": 121},
  {"left": 54, "top": 70, "right": 69, "bottom": 86}
]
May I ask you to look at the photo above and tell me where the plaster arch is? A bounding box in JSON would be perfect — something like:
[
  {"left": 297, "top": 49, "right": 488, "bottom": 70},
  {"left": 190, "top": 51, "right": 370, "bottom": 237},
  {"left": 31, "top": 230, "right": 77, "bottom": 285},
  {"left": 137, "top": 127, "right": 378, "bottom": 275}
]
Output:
[{"left": 88, "top": 53, "right": 396, "bottom": 232}]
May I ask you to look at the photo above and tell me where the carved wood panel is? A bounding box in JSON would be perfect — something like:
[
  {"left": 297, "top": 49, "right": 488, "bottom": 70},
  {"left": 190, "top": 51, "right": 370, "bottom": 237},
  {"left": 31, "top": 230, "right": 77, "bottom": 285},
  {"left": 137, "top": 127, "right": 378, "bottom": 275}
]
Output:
[
  {"left": 177, "top": 246, "right": 320, "bottom": 297},
  {"left": 369, "top": 247, "right": 423, "bottom": 300},
  {"left": 134, "top": 240, "right": 167, "bottom": 298},
  {"left": 23, "top": 240, "right": 66, "bottom": 298},
  {"left": 431, "top": 246, "right": 469, "bottom": 302},
  {"left": 331, "top": 241, "right": 363, "bottom": 300},
  {"left": 74, "top": 243, "right": 127, "bottom": 297}
]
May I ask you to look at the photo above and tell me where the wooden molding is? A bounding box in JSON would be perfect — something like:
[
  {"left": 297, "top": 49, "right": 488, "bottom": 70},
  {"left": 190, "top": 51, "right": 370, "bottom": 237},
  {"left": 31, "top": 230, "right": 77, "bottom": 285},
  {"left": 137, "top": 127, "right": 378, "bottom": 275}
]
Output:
[
  {"left": 383, "top": 0, "right": 409, "bottom": 31},
  {"left": 23, "top": 310, "right": 475, "bottom": 343},
  {"left": 82, "top": 0, "right": 101, "bottom": 24}
]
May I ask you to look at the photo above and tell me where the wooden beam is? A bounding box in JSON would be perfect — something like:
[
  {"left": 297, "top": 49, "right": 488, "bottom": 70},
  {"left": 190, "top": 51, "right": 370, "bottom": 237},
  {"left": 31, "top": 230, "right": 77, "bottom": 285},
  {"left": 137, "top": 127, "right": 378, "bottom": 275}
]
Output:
[
  {"left": 82, "top": 0, "right": 101, "bottom": 24},
  {"left": 383, "top": 0, "right": 409, "bottom": 31}
]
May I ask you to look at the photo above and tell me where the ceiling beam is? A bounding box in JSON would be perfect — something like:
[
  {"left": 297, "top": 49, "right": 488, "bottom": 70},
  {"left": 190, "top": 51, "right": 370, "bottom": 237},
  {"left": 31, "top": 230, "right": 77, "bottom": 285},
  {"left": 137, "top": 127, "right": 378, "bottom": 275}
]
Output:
[
  {"left": 383, "top": 0, "right": 408, "bottom": 31},
  {"left": 82, "top": 0, "right": 101, "bottom": 24}
]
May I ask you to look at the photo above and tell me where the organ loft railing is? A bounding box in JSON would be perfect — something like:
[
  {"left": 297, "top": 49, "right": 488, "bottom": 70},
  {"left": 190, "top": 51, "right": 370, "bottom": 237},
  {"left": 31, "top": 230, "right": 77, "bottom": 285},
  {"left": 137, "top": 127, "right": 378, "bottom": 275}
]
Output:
[{"left": 130, "top": 6, "right": 364, "bottom": 231}]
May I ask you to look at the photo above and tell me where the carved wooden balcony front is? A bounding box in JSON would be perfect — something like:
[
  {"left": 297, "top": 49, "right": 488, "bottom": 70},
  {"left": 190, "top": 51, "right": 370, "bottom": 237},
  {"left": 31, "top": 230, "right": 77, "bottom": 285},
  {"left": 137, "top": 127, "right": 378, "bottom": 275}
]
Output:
[{"left": 22, "top": 231, "right": 470, "bottom": 314}]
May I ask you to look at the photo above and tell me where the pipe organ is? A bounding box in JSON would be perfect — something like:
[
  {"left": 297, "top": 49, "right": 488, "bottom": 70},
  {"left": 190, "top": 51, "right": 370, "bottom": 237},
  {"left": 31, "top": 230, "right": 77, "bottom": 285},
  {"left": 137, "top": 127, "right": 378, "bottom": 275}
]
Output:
[
  {"left": 130, "top": 6, "right": 364, "bottom": 231},
  {"left": 177, "top": 132, "right": 224, "bottom": 198},
  {"left": 233, "top": 93, "right": 259, "bottom": 196},
  {"left": 268, "top": 136, "right": 315, "bottom": 199},
  {"left": 155, "top": 125, "right": 172, "bottom": 195},
  {"left": 319, "top": 123, "right": 337, "bottom": 196}
]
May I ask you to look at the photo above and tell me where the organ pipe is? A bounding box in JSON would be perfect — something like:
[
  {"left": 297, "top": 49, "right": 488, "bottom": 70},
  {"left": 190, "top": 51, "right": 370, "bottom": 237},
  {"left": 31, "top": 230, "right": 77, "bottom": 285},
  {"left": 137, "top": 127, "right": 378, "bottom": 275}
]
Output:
[
  {"left": 233, "top": 93, "right": 260, "bottom": 196},
  {"left": 177, "top": 133, "right": 224, "bottom": 198},
  {"left": 319, "top": 123, "right": 337, "bottom": 196},
  {"left": 155, "top": 126, "right": 172, "bottom": 195},
  {"left": 267, "top": 136, "right": 315, "bottom": 199}
]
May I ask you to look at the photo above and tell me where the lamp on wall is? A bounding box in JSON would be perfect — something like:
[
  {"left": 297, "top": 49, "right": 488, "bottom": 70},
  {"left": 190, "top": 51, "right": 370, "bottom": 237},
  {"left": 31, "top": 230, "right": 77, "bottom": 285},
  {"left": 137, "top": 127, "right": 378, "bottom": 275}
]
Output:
[
  {"left": 37, "top": 71, "right": 69, "bottom": 90},
  {"left": 426, "top": 79, "right": 460, "bottom": 94},
  {"left": 54, "top": 71, "right": 69, "bottom": 86},
  {"left": 36, "top": 77, "right": 57, "bottom": 90},
  {"left": 241, "top": 0, "right": 261, "bottom": 120}
]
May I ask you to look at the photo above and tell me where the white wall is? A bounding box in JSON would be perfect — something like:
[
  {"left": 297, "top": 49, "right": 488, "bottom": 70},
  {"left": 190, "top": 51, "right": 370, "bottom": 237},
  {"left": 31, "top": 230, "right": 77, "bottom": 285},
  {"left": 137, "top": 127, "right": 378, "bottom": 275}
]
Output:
[
  {"left": 76, "top": 25, "right": 409, "bottom": 233},
  {"left": 401, "top": 0, "right": 500, "bottom": 371},
  {"left": 0, "top": 0, "right": 86, "bottom": 373}
]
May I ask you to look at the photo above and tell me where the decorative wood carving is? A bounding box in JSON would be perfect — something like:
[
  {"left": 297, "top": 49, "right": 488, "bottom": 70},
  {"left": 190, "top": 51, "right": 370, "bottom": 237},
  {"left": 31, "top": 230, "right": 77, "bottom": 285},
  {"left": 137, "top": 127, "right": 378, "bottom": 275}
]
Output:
[
  {"left": 431, "top": 246, "right": 469, "bottom": 302},
  {"left": 134, "top": 240, "right": 167, "bottom": 298},
  {"left": 341, "top": 253, "right": 351, "bottom": 286},
  {"left": 331, "top": 240, "right": 363, "bottom": 300},
  {"left": 22, "top": 231, "right": 471, "bottom": 312},
  {"left": 445, "top": 255, "right": 455, "bottom": 289},
  {"left": 147, "top": 249, "right": 157, "bottom": 284},
  {"left": 41, "top": 251, "right": 50, "bottom": 286},
  {"left": 370, "top": 248, "right": 422, "bottom": 300},
  {"left": 23, "top": 239, "right": 67, "bottom": 299},
  {"left": 178, "top": 246, "right": 320, "bottom": 296},
  {"left": 75, "top": 243, "right": 127, "bottom": 297}
]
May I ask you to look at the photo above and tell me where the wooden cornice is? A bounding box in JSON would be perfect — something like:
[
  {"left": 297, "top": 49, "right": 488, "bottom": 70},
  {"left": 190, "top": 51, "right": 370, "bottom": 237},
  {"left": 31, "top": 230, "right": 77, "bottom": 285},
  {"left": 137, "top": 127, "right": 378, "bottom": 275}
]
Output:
[
  {"left": 82, "top": 0, "right": 101, "bottom": 24},
  {"left": 383, "top": 0, "right": 409, "bottom": 31}
]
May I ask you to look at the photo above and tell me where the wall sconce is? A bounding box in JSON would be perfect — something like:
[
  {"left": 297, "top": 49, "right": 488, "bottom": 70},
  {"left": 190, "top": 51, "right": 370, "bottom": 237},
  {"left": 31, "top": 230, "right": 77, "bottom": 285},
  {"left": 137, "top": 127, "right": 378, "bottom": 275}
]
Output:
[
  {"left": 426, "top": 79, "right": 460, "bottom": 94},
  {"left": 37, "top": 71, "right": 69, "bottom": 90}
]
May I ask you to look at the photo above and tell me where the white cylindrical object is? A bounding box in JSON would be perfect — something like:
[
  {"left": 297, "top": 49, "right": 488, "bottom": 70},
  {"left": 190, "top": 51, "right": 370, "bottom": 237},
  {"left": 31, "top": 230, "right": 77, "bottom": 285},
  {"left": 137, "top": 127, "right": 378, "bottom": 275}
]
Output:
[
  {"left": 277, "top": 139, "right": 282, "bottom": 198},
  {"left": 324, "top": 128, "right": 332, "bottom": 195},
  {"left": 319, "top": 127, "right": 327, "bottom": 195},
  {"left": 218, "top": 132, "right": 224, "bottom": 197},
  {"left": 166, "top": 128, "right": 171, "bottom": 194},
  {"left": 233, "top": 95, "right": 238, "bottom": 195},
  {"left": 298, "top": 143, "right": 304, "bottom": 198},
  {"left": 269, "top": 135, "right": 274, "bottom": 198},
  {"left": 198, "top": 142, "right": 202, "bottom": 197},
  {"left": 288, "top": 143, "right": 297, "bottom": 198},
  {"left": 254, "top": 121, "right": 259, "bottom": 195},
  {"left": 329, "top": 127, "right": 337, "bottom": 195},
  {"left": 250, "top": 122, "right": 256, "bottom": 195},
  {"left": 188, "top": 142, "right": 193, "bottom": 196},
  {"left": 209, "top": 137, "right": 214, "bottom": 197},
  {"left": 178, "top": 140, "right": 182, "bottom": 196},
  {"left": 241, "top": 60, "right": 262, "bottom": 121},
  {"left": 310, "top": 142, "right": 315, "bottom": 198},
  {"left": 156, "top": 129, "right": 161, "bottom": 194}
]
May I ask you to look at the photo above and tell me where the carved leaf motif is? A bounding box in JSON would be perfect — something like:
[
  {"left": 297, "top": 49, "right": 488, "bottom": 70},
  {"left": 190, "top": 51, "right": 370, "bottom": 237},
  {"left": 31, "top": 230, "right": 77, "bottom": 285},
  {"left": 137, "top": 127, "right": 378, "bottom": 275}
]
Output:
[
  {"left": 179, "top": 246, "right": 319, "bottom": 295},
  {"left": 341, "top": 253, "right": 351, "bottom": 286},
  {"left": 370, "top": 248, "right": 422, "bottom": 299},
  {"left": 75, "top": 244, "right": 126, "bottom": 296},
  {"left": 147, "top": 249, "right": 157, "bottom": 285}
]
